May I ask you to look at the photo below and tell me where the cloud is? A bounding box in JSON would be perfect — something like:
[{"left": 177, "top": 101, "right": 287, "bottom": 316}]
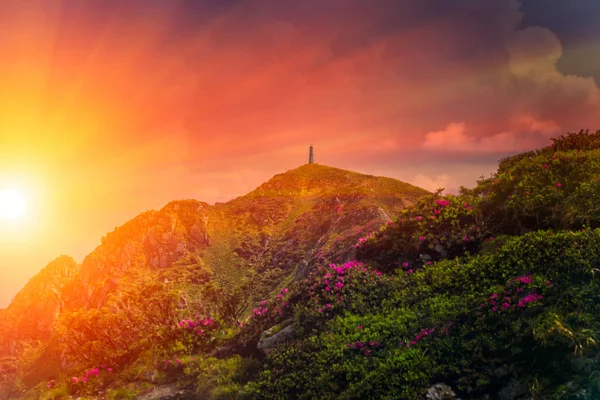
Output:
[{"left": 3, "top": 0, "right": 600, "bottom": 306}]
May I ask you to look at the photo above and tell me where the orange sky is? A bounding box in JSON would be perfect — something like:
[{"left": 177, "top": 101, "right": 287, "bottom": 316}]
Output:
[{"left": 1, "top": 0, "right": 600, "bottom": 307}]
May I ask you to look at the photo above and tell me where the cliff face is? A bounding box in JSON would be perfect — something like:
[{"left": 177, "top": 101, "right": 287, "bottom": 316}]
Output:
[
  {"left": 0, "top": 255, "right": 79, "bottom": 354},
  {"left": 61, "top": 200, "right": 213, "bottom": 310}
]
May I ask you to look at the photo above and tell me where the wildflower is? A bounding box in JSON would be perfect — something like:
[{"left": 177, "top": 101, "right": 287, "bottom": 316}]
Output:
[
  {"left": 72, "top": 377, "right": 78, "bottom": 383},
  {"left": 419, "top": 235, "right": 425, "bottom": 241},
  {"left": 402, "top": 261, "right": 409, "bottom": 268},
  {"left": 358, "top": 325, "right": 363, "bottom": 330},
  {"left": 318, "top": 308, "right": 323, "bottom": 313},
  {"left": 427, "top": 261, "right": 432, "bottom": 265},
  {"left": 556, "top": 182, "right": 562, "bottom": 188},
  {"left": 416, "top": 216, "right": 422, "bottom": 221},
  {"left": 492, "top": 307, "right": 498, "bottom": 312},
  {"left": 326, "top": 303, "right": 332, "bottom": 308},
  {"left": 407, "top": 269, "right": 413, "bottom": 274},
  {"left": 518, "top": 275, "right": 533, "bottom": 285},
  {"left": 107, "top": 367, "right": 113, "bottom": 373},
  {"left": 81, "top": 377, "right": 87, "bottom": 383},
  {"left": 502, "top": 302, "right": 510, "bottom": 309},
  {"left": 434, "top": 209, "right": 440, "bottom": 215},
  {"left": 490, "top": 293, "right": 498, "bottom": 299}
]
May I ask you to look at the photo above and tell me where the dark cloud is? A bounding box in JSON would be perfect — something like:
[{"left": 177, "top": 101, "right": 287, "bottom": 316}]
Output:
[{"left": 519, "top": 0, "right": 600, "bottom": 84}]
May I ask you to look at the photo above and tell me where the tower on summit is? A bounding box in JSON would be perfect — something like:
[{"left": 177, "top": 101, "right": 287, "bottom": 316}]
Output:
[{"left": 308, "top": 145, "right": 315, "bottom": 164}]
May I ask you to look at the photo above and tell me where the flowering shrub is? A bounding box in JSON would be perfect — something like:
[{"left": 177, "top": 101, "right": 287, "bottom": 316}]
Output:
[
  {"left": 245, "top": 229, "right": 600, "bottom": 398},
  {"left": 292, "top": 260, "right": 395, "bottom": 332},
  {"left": 166, "top": 315, "right": 221, "bottom": 355},
  {"left": 356, "top": 191, "right": 487, "bottom": 273}
]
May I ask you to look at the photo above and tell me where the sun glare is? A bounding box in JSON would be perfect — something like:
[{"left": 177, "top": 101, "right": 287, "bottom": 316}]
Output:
[{"left": 0, "top": 188, "right": 27, "bottom": 220}]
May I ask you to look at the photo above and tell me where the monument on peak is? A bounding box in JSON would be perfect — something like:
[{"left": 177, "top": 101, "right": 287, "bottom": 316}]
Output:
[{"left": 308, "top": 145, "right": 315, "bottom": 164}]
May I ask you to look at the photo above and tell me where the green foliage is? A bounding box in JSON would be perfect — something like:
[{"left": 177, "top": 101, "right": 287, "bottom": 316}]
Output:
[{"left": 245, "top": 229, "right": 600, "bottom": 399}]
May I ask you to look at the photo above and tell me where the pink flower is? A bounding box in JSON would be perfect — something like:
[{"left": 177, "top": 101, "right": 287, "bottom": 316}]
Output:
[
  {"left": 492, "top": 307, "right": 498, "bottom": 312},
  {"left": 427, "top": 261, "right": 432, "bottom": 265},
  {"left": 502, "top": 302, "right": 510, "bottom": 309},
  {"left": 402, "top": 262, "right": 409, "bottom": 267},
  {"left": 107, "top": 367, "right": 113, "bottom": 373},
  {"left": 326, "top": 303, "right": 332, "bottom": 308},
  {"left": 81, "top": 377, "right": 87, "bottom": 383},
  {"left": 518, "top": 275, "right": 533, "bottom": 285},
  {"left": 434, "top": 209, "right": 440, "bottom": 215},
  {"left": 72, "top": 377, "right": 78, "bottom": 383},
  {"left": 490, "top": 293, "right": 498, "bottom": 299},
  {"left": 556, "top": 182, "right": 562, "bottom": 188},
  {"left": 407, "top": 269, "right": 413, "bottom": 274},
  {"left": 318, "top": 308, "right": 323, "bottom": 313},
  {"left": 358, "top": 325, "right": 363, "bottom": 330}
]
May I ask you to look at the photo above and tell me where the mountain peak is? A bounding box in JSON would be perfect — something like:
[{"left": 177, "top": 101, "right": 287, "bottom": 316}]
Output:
[{"left": 243, "top": 164, "right": 430, "bottom": 199}]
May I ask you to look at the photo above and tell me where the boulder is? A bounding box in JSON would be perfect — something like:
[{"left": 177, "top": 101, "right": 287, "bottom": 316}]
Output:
[
  {"left": 257, "top": 319, "right": 297, "bottom": 354},
  {"left": 424, "top": 383, "right": 461, "bottom": 400}
]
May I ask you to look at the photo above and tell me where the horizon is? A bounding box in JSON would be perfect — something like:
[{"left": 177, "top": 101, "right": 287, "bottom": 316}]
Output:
[{"left": 1, "top": 0, "right": 600, "bottom": 308}]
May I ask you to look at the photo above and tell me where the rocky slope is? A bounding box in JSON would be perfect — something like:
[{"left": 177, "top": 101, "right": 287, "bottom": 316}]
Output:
[
  {"left": 52, "top": 164, "right": 429, "bottom": 313},
  {"left": 0, "top": 255, "right": 79, "bottom": 354}
]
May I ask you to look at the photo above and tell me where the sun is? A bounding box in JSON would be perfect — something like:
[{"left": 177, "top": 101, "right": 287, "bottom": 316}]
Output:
[{"left": 0, "top": 188, "right": 27, "bottom": 220}]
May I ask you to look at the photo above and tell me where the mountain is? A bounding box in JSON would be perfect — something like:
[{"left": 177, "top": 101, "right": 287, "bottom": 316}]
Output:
[
  {"left": 10, "top": 128, "right": 600, "bottom": 400},
  {"left": 0, "top": 164, "right": 430, "bottom": 397},
  {"left": 51, "top": 164, "right": 428, "bottom": 314}
]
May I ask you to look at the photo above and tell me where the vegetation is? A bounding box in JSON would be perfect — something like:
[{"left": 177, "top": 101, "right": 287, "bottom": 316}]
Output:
[{"left": 2, "top": 129, "right": 600, "bottom": 399}]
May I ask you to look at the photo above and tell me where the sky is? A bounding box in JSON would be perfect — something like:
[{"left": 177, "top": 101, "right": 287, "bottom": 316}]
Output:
[{"left": 0, "top": 0, "right": 599, "bottom": 307}]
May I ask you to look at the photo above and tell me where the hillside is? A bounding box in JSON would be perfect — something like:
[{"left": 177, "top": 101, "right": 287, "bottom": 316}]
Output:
[
  {"left": 0, "top": 164, "right": 429, "bottom": 398},
  {"left": 5, "top": 130, "right": 600, "bottom": 400}
]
